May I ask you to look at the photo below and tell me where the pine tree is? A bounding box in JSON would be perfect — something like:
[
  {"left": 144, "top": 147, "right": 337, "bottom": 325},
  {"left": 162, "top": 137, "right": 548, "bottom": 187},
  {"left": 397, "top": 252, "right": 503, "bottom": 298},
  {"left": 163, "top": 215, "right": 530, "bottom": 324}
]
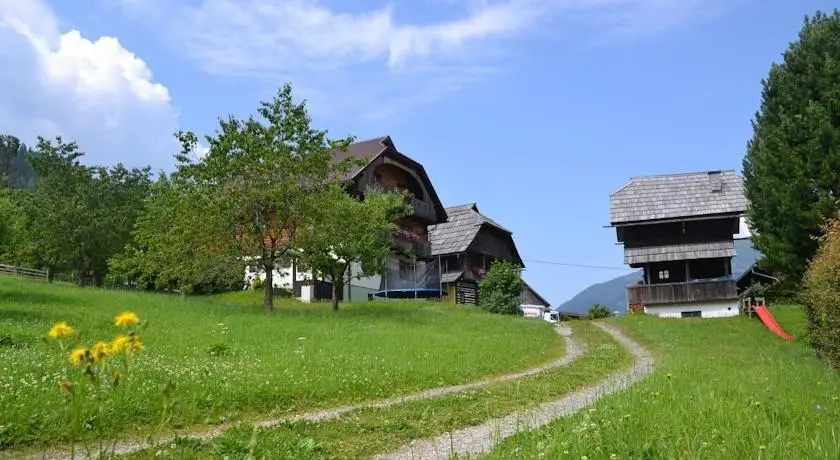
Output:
[{"left": 742, "top": 9, "right": 840, "bottom": 283}]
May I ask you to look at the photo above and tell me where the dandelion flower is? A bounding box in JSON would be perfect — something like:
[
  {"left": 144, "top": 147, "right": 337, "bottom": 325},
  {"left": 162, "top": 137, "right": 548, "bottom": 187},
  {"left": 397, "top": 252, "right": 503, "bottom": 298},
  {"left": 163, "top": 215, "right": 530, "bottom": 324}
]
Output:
[
  {"left": 48, "top": 321, "right": 74, "bottom": 339},
  {"left": 114, "top": 311, "right": 140, "bottom": 327},
  {"left": 128, "top": 335, "right": 145, "bottom": 353},
  {"left": 110, "top": 335, "right": 131, "bottom": 354},
  {"left": 91, "top": 341, "right": 110, "bottom": 362},
  {"left": 69, "top": 346, "right": 89, "bottom": 366}
]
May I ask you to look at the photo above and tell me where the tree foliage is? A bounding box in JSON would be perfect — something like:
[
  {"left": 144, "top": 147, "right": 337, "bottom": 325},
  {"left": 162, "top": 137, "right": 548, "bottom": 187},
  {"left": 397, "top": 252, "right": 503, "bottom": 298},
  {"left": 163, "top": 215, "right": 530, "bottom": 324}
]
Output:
[
  {"left": 803, "top": 217, "right": 840, "bottom": 370},
  {"left": 478, "top": 261, "right": 525, "bottom": 315},
  {"left": 742, "top": 9, "right": 840, "bottom": 283},
  {"left": 297, "top": 184, "right": 410, "bottom": 311},
  {"left": 165, "top": 83, "right": 359, "bottom": 311},
  {"left": 587, "top": 304, "right": 613, "bottom": 319}
]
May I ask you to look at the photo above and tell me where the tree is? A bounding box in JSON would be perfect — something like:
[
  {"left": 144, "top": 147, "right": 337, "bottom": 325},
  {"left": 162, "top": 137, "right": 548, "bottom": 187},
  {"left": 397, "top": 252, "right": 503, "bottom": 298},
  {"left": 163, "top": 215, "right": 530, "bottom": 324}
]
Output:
[
  {"left": 0, "top": 135, "right": 21, "bottom": 188},
  {"left": 26, "top": 136, "right": 92, "bottom": 281},
  {"left": 108, "top": 173, "right": 239, "bottom": 294},
  {"left": 742, "top": 9, "right": 840, "bottom": 284},
  {"left": 478, "top": 261, "right": 525, "bottom": 315},
  {"left": 587, "top": 304, "right": 613, "bottom": 319},
  {"left": 297, "top": 184, "right": 410, "bottom": 311},
  {"left": 171, "top": 83, "right": 358, "bottom": 311}
]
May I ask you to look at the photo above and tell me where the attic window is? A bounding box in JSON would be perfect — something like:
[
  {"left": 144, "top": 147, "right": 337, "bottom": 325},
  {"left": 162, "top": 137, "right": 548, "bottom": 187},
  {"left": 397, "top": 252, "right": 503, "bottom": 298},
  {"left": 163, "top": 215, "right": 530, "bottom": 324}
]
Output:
[{"left": 708, "top": 171, "right": 723, "bottom": 193}]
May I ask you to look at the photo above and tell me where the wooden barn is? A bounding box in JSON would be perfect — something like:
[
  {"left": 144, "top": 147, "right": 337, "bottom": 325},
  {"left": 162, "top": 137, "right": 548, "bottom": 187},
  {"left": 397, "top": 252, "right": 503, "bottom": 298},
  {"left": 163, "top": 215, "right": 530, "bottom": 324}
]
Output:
[
  {"left": 427, "top": 203, "right": 550, "bottom": 311},
  {"left": 609, "top": 170, "right": 748, "bottom": 318}
]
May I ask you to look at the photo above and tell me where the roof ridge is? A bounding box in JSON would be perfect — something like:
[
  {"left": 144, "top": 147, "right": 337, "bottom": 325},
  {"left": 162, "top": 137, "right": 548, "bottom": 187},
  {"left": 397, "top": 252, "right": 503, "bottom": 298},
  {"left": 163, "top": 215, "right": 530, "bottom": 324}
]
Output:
[
  {"left": 349, "top": 135, "right": 388, "bottom": 145},
  {"left": 629, "top": 169, "right": 739, "bottom": 180}
]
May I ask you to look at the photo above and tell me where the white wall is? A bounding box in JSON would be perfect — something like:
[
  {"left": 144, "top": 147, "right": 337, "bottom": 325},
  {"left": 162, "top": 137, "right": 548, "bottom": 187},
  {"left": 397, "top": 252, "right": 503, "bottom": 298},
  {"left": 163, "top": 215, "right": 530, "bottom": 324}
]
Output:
[
  {"left": 244, "top": 260, "right": 382, "bottom": 298},
  {"left": 734, "top": 216, "right": 752, "bottom": 239},
  {"left": 645, "top": 299, "right": 740, "bottom": 319}
]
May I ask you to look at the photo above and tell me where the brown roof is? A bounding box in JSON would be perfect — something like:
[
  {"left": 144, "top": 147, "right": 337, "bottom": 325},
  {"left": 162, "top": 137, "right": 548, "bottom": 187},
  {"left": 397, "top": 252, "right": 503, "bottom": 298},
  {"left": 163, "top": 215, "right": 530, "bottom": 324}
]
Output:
[
  {"left": 332, "top": 136, "right": 391, "bottom": 180},
  {"left": 333, "top": 136, "right": 448, "bottom": 224}
]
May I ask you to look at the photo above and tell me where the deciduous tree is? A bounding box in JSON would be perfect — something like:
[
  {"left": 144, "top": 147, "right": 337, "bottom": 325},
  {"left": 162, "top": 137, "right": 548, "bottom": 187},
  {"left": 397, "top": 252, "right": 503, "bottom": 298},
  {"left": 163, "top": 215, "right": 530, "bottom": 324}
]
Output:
[
  {"left": 479, "top": 261, "right": 525, "bottom": 315},
  {"left": 172, "top": 83, "right": 358, "bottom": 311},
  {"left": 297, "top": 184, "right": 410, "bottom": 311}
]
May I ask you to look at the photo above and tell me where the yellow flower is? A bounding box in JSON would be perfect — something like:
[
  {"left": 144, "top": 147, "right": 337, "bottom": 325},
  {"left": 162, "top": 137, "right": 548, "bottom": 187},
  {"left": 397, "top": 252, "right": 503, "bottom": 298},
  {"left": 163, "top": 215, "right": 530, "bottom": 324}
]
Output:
[
  {"left": 91, "top": 341, "right": 110, "bottom": 363},
  {"left": 110, "top": 335, "right": 130, "bottom": 354},
  {"left": 114, "top": 311, "right": 140, "bottom": 327},
  {"left": 128, "top": 335, "right": 145, "bottom": 353},
  {"left": 69, "top": 346, "right": 89, "bottom": 366},
  {"left": 48, "top": 321, "right": 74, "bottom": 339}
]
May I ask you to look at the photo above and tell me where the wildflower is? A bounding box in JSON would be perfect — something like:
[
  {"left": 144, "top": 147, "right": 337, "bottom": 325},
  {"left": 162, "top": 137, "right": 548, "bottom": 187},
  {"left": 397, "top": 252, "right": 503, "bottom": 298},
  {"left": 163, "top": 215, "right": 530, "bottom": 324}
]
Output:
[
  {"left": 69, "top": 346, "right": 89, "bottom": 366},
  {"left": 110, "top": 335, "right": 131, "bottom": 354},
  {"left": 759, "top": 445, "right": 766, "bottom": 450},
  {"left": 48, "top": 321, "right": 74, "bottom": 339},
  {"left": 114, "top": 311, "right": 140, "bottom": 327},
  {"left": 91, "top": 341, "right": 110, "bottom": 363},
  {"left": 128, "top": 335, "right": 145, "bottom": 353}
]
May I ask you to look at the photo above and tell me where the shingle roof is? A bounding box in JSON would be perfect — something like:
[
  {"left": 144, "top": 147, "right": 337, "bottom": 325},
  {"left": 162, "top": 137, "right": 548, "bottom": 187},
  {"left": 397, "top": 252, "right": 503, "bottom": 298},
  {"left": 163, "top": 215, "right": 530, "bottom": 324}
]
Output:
[
  {"left": 428, "top": 203, "right": 513, "bottom": 256},
  {"left": 610, "top": 170, "right": 747, "bottom": 225},
  {"left": 624, "top": 241, "right": 736, "bottom": 265},
  {"left": 332, "top": 136, "right": 390, "bottom": 180}
]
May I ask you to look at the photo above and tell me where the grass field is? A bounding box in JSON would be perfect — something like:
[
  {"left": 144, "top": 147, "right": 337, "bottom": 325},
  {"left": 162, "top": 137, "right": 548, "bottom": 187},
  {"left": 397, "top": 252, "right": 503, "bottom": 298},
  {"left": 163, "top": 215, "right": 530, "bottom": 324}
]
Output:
[
  {"left": 0, "top": 276, "right": 562, "bottom": 449},
  {"left": 121, "top": 321, "right": 632, "bottom": 459},
  {"left": 484, "top": 306, "right": 840, "bottom": 459}
]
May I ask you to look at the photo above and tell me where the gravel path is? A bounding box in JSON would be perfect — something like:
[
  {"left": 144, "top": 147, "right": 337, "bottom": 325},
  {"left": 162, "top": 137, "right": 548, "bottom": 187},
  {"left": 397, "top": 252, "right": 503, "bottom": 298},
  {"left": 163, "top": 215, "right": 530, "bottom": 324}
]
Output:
[
  {"left": 9, "top": 324, "right": 584, "bottom": 460},
  {"left": 372, "top": 322, "right": 655, "bottom": 460}
]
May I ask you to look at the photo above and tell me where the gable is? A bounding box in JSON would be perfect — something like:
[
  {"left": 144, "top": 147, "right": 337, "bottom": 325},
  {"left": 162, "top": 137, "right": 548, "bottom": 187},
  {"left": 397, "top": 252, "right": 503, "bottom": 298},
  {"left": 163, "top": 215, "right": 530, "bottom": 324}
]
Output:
[{"left": 334, "top": 136, "right": 447, "bottom": 224}]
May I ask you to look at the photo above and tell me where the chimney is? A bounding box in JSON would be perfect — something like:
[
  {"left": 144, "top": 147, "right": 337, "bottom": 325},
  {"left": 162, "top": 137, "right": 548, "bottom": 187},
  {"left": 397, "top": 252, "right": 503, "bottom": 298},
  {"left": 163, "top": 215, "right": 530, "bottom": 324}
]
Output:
[{"left": 708, "top": 171, "right": 723, "bottom": 193}]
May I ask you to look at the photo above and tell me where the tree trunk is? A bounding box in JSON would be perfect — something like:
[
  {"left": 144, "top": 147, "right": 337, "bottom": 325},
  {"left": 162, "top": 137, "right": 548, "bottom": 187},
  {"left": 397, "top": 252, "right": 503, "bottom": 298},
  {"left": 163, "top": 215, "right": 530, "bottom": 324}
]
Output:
[
  {"left": 46, "top": 266, "right": 54, "bottom": 283},
  {"left": 263, "top": 263, "right": 274, "bottom": 312},
  {"left": 331, "top": 279, "right": 341, "bottom": 312}
]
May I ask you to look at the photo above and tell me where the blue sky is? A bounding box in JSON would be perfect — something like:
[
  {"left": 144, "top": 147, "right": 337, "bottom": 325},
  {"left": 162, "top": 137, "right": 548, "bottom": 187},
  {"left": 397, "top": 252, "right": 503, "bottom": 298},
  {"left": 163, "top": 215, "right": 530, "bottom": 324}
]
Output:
[{"left": 0, "top": 0, "right": 836, "bottom": 306}]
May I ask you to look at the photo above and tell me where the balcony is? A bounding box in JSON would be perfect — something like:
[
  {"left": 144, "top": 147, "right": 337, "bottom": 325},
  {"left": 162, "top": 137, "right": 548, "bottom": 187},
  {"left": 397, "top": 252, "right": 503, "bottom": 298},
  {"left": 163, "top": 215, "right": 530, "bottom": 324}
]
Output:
[
  {"left": 392, "top": 229, "right": 432, "bottom": 259},
  {"left": 627, "top": 279, "right": 738, "bottom": 305},
  {"left": 409, "top": 197, "right": 436, "bottom": 222}
]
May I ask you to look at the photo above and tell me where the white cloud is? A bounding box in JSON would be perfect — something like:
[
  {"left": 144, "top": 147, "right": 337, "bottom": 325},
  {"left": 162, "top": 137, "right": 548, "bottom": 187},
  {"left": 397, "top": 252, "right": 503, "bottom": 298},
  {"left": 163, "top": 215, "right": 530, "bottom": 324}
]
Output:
[
  {"left": 0, "top": 0, "right": 179, "bottom": 170},
  {"left": 114, "top": 0, "right": 723, "bottom": 120}
]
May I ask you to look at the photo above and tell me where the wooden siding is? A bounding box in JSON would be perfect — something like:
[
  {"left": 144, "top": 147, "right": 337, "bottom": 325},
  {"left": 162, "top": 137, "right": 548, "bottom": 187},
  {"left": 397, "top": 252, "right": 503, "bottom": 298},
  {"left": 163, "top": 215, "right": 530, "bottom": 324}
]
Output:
[
  {"left": 468, "top": 227, "right": 517, "bottom": 261},
  {"left": 625, "top": 241, "right": 735, "bottom": 265},
  {"left": 456, "top": 280, "right": 479, "bottom": 305},
  {"left": 618, "top": 217, "right": 740, "bottom": 246},
  {"left": 627, "top": 279, "right": 738, "bottom": 305}
]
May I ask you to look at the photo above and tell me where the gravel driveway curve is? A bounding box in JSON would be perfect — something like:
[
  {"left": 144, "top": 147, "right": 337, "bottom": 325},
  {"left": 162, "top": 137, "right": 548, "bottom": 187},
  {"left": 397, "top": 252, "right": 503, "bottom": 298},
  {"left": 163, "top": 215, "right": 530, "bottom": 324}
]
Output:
[
  {"left": 9, "top": 324, "right": 584, "bottom": 460},
  {"left": 372, "top": 322, "right": 655, "bottom": 460}
]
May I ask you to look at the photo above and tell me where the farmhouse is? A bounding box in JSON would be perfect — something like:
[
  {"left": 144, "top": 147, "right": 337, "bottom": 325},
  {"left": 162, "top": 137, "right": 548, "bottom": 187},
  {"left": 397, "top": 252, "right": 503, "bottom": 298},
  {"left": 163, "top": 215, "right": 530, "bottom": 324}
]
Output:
[
  {"left": 427, "top": 203, "right": 550, "bottom": 312},
  {"left": 245, "top": 136, "right": 449, "bottom": 301},
  {"left": 609, "top": 170, "right": 748, "bottom": 318}
]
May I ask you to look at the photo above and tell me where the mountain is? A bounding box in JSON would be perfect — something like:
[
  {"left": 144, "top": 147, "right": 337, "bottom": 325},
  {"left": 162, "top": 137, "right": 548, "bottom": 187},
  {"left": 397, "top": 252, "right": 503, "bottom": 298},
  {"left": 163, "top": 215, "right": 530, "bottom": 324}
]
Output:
[{"left": 556, "top": 238, "right": 764, "bottom": 314}]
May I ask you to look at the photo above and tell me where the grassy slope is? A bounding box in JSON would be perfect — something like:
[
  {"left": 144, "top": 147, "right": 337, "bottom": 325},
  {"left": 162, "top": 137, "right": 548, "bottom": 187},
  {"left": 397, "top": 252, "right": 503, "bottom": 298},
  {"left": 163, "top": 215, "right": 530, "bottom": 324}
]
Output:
[
  {"left": 485, "top": 306, "right": 840, "bottom": 459},
  {"left": 123, "top": 321, "right": 631, "bottom": 459},
  {"left": 0, "top": 277, "right": 561, "bottom": 448}
]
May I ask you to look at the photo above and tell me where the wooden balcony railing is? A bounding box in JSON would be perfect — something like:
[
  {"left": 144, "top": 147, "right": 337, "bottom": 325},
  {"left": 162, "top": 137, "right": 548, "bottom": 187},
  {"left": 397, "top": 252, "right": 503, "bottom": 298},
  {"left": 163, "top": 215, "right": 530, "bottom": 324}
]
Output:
[
  {"left": 627, "top": 279, "right": 738, "bottom": 305},
  {"left": 409, "top": 197, "right": 436, "bottom": 222},
  {"left": 391, "top": 230, "right": 432, "bottom": 258}
]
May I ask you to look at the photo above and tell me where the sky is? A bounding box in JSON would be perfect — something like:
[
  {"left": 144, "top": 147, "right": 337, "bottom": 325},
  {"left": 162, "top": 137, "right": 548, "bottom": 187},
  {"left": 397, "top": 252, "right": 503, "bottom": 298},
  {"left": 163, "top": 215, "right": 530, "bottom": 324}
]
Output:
[{"left": 0, "top": 0, "right": 835, "bottom": 307}]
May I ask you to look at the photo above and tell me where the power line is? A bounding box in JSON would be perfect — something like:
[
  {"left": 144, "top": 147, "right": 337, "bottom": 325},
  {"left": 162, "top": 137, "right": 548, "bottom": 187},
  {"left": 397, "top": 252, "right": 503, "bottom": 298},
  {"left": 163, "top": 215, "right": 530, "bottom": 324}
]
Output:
[{"left": 522, "top": 259, "right": 635, "bottom": 271}]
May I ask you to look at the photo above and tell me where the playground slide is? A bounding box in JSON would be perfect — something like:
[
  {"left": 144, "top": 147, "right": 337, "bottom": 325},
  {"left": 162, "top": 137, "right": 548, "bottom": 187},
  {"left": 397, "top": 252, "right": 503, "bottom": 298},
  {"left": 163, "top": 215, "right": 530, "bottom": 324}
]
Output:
[{"left": 754, "top": 306, "right": 796, "bottom": 341}]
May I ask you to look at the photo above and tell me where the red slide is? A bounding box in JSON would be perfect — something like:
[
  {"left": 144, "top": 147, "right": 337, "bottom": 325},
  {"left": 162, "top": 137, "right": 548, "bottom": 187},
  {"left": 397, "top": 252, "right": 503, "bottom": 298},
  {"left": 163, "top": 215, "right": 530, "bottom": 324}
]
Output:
[{"left": 754, "top": 306, "right": 796, "bottom": 341}]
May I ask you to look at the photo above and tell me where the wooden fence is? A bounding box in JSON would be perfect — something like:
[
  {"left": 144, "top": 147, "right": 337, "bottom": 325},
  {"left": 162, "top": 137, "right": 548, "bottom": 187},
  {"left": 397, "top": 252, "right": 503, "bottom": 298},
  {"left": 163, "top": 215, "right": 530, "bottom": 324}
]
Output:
[{"left": 0, "top": 263, "right": 48, "bottom": 281}]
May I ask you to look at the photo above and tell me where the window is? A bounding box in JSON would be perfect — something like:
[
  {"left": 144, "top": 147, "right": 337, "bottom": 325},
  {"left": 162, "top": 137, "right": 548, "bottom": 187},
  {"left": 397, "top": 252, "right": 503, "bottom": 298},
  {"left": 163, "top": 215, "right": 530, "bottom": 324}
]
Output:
[
  {"left": 658, "top": 270, "right": 670, "bottom": 280},
  {"left": 681, "top": 311, "right": 702, "bottom": 318}
]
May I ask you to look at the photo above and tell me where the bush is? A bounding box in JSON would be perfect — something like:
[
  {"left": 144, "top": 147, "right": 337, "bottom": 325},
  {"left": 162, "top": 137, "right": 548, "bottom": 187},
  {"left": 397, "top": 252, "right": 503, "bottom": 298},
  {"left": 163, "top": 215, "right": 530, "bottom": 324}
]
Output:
[
  {"left": 803, "top": 217, "right": 840, "bottom": 370},
  {"left": 587, "top": 304, "right": 612, "bottom": 319},
  {"left": 250, "top": 277, "right": 265, "bottom": 291},
  {"left": 478, "top": 261, "right": 525, "bottom": 315}
]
